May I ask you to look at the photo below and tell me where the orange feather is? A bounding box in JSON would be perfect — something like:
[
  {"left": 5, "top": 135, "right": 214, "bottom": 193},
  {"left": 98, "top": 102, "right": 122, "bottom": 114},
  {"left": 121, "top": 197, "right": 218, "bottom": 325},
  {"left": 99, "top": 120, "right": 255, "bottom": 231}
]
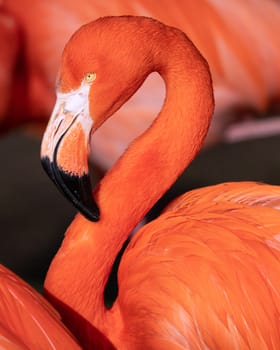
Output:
[
  {"left": 0, "top": 265, "right": 81, "bottom": 349},
  {"left": 39, "top": 16, "right": 280, "bottom": 349}
]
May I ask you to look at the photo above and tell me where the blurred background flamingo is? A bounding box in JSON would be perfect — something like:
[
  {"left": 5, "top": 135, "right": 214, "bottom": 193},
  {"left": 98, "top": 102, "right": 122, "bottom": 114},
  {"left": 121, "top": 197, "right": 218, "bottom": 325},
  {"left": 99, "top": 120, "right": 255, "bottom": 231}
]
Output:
[{"left": 1, "top": 0, "right": 280, "bottom": 292}]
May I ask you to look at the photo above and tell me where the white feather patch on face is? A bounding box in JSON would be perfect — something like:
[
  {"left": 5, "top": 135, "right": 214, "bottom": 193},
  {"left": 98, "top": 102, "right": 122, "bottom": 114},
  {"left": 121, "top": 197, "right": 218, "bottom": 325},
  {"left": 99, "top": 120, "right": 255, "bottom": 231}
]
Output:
[
  {"left": 41, "top": 81, "right": 93, "bottom": 160},
  {"left": 57, "top": 81, "right": 93, "bottom": 134}
]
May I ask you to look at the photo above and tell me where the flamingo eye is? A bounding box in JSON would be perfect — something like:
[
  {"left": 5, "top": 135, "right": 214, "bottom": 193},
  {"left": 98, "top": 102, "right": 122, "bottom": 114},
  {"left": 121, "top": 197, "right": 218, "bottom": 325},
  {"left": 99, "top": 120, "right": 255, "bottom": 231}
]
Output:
[{"left": 84, "top": 72, "right": 96, "bottom": 83}]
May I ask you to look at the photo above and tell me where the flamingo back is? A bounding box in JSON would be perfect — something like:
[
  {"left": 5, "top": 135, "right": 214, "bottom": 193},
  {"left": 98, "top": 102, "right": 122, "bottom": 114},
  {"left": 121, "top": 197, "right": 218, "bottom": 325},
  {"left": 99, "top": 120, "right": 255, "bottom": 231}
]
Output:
[{"left": 114, "top": 182, "right": 280, "bottom": 349}]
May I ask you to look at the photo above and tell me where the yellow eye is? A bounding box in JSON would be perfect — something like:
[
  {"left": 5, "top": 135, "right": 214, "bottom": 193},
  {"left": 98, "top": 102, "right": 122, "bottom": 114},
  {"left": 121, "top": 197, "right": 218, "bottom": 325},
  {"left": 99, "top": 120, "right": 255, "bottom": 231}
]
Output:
[{"left": 84, "top": 72, "right": 96, "bottom": 83}]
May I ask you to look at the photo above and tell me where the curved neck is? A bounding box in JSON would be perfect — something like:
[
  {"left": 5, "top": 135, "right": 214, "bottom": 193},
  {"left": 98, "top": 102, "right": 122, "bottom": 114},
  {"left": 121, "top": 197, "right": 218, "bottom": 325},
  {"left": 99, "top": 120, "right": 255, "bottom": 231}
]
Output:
[
  {"left": 96, "top": 34, "right": 214, "bottom": 239},
  {"left": 44, "top": 32, "right": 214, "bottom": 348}
]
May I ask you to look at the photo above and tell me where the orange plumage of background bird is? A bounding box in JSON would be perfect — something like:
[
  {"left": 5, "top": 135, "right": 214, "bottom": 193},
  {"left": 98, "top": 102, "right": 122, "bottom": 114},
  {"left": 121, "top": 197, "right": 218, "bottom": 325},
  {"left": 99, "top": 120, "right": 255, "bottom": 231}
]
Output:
[
  {"left": 1, "top": 0, "right": 280, "bottom": 169},
  {"left": 0, "top": 265, "right": 81, "bottom": 349},
  {"left": 37, "top": 16, "right": 280, "bottom": 349}
]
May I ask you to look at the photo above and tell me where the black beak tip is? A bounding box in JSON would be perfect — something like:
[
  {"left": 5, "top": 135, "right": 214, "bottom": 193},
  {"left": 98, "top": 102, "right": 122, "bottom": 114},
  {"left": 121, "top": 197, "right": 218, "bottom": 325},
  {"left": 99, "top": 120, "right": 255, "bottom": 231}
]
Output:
[
  {"left": 78, "top": 202, "right": 100, "bottom": 222},
  {"left": 41, "top": 156, "right": 100, "bottom": 222}
]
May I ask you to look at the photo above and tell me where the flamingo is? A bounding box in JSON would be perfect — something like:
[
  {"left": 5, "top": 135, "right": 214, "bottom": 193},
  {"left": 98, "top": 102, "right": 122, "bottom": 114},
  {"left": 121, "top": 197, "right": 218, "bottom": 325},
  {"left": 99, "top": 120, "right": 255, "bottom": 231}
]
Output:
[
  {"left": 40, "top": 16, "right": 280, "bottom": 349},
  {"left": 0, "top": 265, "right": 81, "bottom": 349},
  {"left": 2, "top": 0, "right": 280, "bottom": 286},
  {"left": 2, "top": 0, "right": 280, "bottom": 168}
]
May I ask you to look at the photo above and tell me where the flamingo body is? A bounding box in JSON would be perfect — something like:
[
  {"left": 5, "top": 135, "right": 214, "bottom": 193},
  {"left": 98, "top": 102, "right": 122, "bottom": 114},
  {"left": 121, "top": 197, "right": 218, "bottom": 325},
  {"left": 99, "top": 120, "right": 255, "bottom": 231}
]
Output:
[
  {"left": 116, "top": 182, "right": 280, "bottom": 349},
  {"left": 40, "top": 16, "right": 280, "bottom": 349}
]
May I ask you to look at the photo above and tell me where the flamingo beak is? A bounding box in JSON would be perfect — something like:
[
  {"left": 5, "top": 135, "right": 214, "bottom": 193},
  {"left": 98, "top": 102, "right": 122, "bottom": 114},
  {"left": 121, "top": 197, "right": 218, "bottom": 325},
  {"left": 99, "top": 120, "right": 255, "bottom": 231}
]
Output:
[{"left": 40, "top": 84, "right": 100, "bottom": 221}]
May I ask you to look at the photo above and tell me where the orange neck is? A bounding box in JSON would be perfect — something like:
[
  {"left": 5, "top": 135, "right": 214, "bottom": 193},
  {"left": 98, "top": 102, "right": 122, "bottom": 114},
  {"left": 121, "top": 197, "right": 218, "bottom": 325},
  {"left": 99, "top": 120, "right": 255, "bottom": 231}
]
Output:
[{"left": 44, "top": 30, "right": 214, "bottom": 348}]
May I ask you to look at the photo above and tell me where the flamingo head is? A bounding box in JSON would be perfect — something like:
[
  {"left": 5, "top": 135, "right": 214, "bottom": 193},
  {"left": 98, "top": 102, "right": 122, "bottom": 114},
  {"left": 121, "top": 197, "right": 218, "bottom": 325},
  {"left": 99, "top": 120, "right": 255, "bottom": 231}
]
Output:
[{"left": 40, "top": 16, "right": 160, "bottom": 221}]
